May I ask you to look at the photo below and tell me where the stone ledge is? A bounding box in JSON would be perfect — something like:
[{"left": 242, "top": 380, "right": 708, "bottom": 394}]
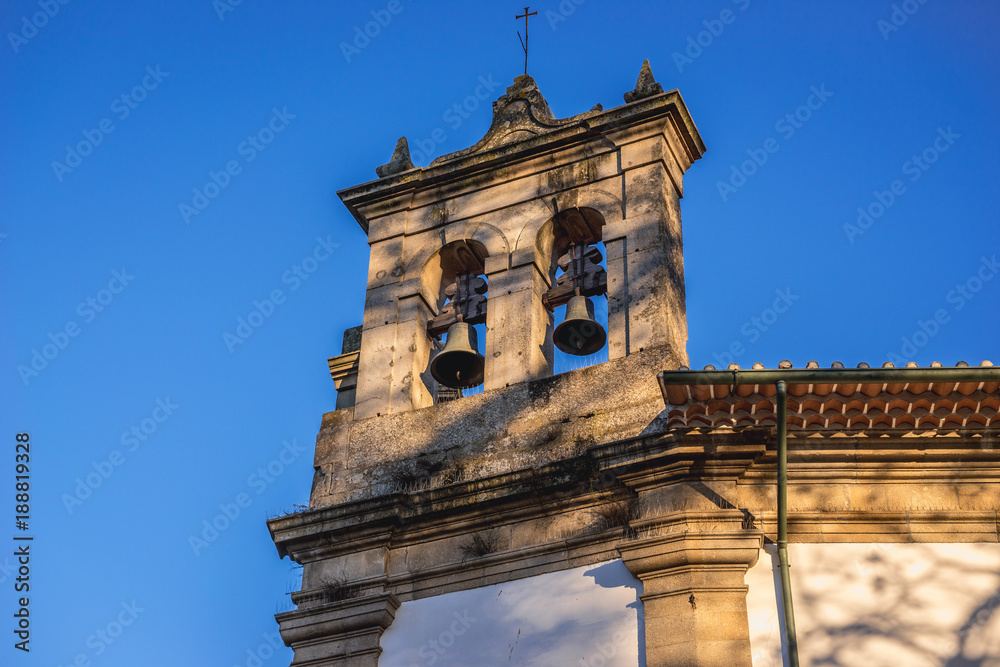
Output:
[
  {"left": 271, "top": 427, "right": 767, "bottom": 561},
  {"left": 765, "top": 510, "right": 1000, "bottom": 543}
]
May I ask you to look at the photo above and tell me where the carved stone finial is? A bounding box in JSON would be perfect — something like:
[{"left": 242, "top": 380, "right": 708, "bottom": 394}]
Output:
[
  {"left": 624, "top": 59, "right": 664, "bottom": 103},
  {"left": 375, "top": 137, "right": 416, "bottom": 178}
]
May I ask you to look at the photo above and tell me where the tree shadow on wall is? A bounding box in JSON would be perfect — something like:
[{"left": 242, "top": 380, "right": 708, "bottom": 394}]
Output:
[{"left": 783, "top": 542, "right": 1000, "bottom": 666}]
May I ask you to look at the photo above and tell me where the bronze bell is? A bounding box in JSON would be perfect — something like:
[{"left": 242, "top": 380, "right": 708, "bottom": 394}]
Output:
[
  {"left": 430, "top": 321, "right": 485, "bottom": 389},
  {"left": 553, "top": 295, "right": 607, "bottom": 356}
]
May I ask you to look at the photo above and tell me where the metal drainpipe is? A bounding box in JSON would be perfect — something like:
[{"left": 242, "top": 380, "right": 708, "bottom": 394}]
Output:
[
  {"left": 775, "top": 380, "right": 799, "bottom": 667},
  {"left": 656, "top": 365, "right": 1000, "bottom": 667}
]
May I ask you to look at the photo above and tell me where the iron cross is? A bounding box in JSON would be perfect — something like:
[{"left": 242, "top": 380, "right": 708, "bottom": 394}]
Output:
[{"left": 515, "top": 6, "right": 538, "bottom": 76}]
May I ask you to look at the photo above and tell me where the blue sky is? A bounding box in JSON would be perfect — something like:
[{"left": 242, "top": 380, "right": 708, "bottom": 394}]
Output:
[{"left": 2, "top": 1, "right": 998, "bottom": 665}]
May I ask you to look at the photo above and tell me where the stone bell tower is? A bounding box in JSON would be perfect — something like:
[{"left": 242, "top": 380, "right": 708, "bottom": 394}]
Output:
[{"left": 268, "top": 62, "right": 744, "bottom": 667}]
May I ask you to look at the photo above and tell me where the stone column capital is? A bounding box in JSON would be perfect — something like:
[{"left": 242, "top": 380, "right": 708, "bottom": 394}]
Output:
[
  {"left": 617, "top": 530, "right": 762, "bottom": 582},
  {"left": 616, "top": 523, "right": 763, "bottom": 667},
  {"left": 277, "top": 592, "right": 400, "bottom": 666}
]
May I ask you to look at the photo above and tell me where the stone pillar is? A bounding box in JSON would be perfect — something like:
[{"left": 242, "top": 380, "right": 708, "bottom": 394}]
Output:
[
  {"left": 618, "top": 529, "right": 762, "bottom": 667},
  {"left": 354, "top": 278, "right": 435, "bottom": 421},
  {"left": 604, "top": 234, "right": 630, "bottom": 361},
  {"left": 276, "top": 593, "right": 400, "bottom": 666},
  {"left": 602, "top": 165, "right": 688, "bottom": 367},
  {"left": 387, "top": 293, "right": 435, "bottom": 413},
  {"left": 483, "top": 250, "right": 553, "bottom": 390}
]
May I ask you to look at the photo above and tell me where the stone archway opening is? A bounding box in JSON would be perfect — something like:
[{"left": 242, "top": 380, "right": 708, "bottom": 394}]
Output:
[
  {"left": 543, "top": 208, "right": 609, "bottom": 375},
  {"left": 422, "top": 240, "right": 490, "bottom": 401}
]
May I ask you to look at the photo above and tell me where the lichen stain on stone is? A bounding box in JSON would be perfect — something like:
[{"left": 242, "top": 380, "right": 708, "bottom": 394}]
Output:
[
  {"left": 431, "top": 203, "right": 448, "bottom": 226},
  {"left": 526, "top": 372, "right": 563, "bottom": 405}
]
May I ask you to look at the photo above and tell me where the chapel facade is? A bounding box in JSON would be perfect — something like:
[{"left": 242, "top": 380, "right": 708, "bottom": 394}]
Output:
[{"left": 268, "top": 62, "right": 1000, "bottom": 666}]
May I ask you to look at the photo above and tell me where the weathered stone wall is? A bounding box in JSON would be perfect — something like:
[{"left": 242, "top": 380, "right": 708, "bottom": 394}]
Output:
[{"left": 310, "top": 345, "right": 683, "bottom": 506}]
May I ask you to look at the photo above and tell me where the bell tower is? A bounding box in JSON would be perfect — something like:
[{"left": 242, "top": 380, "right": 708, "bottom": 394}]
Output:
[
  {"left": 269, "top": 62, "right": 733, "bottom": 666},
  {"left": 337, "top": 60, "right": 701, "bottom": 421}
]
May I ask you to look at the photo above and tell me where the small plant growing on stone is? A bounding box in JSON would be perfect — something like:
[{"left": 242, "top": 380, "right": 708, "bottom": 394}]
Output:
[
  {"left": 318, "top": 574, "right": 359, "bottom": 603},
  {"left": 388, "top": 467, "right": 421, "bottom": 492},
  {"left": 589, "top": 496, "right": 640, "bottom": 538},
  {"left": 459, "top": 529, "right": 504, "bottom": 561}
]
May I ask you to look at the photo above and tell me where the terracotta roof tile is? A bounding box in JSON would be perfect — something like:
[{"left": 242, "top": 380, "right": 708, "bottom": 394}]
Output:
[{"left": 663, "top": 361, "right": 999, "bottom": 431}]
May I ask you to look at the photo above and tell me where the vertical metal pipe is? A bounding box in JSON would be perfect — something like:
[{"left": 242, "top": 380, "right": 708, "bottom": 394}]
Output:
[{"left": 775, "top": 380, "right": 799, "bottom": 666}]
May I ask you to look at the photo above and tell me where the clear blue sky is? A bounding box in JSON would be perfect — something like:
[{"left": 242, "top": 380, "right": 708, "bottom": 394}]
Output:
[{"left": 2, "top": 1, "right": 998, "bottom": 665}]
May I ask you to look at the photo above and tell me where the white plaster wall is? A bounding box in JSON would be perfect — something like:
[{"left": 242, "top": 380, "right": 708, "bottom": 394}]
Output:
[
  {"left": 746, "top": 543, "right": 1000, "bottom": 666},
  {"left": 380, "top": 560, "right": 644, "bottom": 667}
]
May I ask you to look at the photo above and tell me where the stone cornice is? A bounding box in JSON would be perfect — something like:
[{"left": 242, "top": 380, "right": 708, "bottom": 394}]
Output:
[
  {"left": 272, "top": 425, "right": 999, "bottom": 562},
  {"left": 750, "top": 510, "right": 1000, "bottom": 543},
  {"left": 269, "top": 428, "right": 768, "bottom": 561},
  {"left": 328, "top": 350, "right": 359, "bottom": 386},
  {"left": 336, "top": 88, "right": 705, "bottom": 234}
]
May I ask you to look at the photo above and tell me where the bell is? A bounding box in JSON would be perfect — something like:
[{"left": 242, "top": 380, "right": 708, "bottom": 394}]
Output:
[
  {"left": 430, "top": 321, "right": 485, "bottom": 389},
  {"left": 554, "top": 295, "right": 607, "bottom": 356}
]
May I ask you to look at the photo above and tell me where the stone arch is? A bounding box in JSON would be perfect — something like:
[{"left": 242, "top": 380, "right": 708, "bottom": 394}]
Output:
[
  {"left": 404, "top": 221, "right": 509, "bottom": 301},
  {"left": 419, "top": 238, "right": 490, "bottom": 313},
  {"left": 532, "top": 206, "right": 608, "bottom": 282},
  {"left": 408, "top": 238, "right": 494, "bottom": 400},
  {"left": 511, "top": 189, "right": 618, "bottom": 268},
  {"left": 564, "top": 185, "right": 625, "bottom": 227}
]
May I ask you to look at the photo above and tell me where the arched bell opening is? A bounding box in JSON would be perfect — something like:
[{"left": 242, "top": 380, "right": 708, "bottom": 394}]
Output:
[
  {"left": 422, "top": 240, "right": 490, "bottom": 401},
  {"left": 540, "top": 207, "right": 609, "bottom": 374}
]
